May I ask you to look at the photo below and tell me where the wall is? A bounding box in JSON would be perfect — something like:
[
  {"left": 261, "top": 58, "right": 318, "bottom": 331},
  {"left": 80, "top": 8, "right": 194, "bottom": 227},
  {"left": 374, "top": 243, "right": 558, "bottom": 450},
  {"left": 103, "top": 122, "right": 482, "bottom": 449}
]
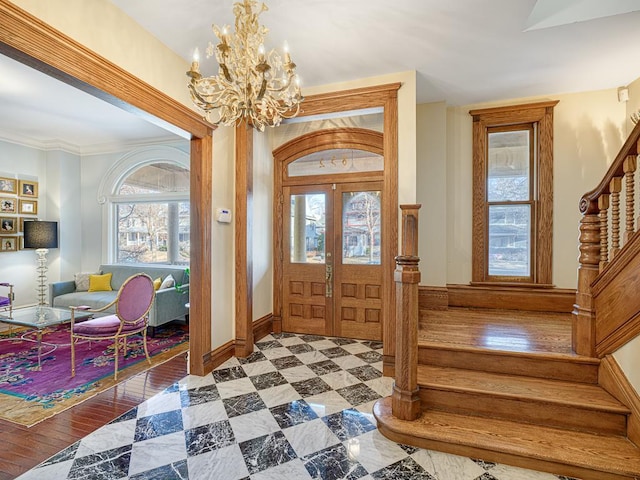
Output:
[
  {"left": 10, "top": 0, "right": 237, "bottom": 351},
  {"left": 419, "top": 88, "right": 626, "bottom": 289},
  {"left": 11, "top": 0, "right": 191, "bottom": 109},
  {"left": 0, "top": 140, "right": 63, "bottom": 306},
  {"left": 613, "top": 74, "right": 640, "bottom": 396},
  {"left": 417, "top": 102, "right": 447, "bottom": 285},
  {"left": 252, "top": 130, "right": 273, "bottom": 321},
  {"left": 211, "top": 126, "right": 235, "bottom": 349}
]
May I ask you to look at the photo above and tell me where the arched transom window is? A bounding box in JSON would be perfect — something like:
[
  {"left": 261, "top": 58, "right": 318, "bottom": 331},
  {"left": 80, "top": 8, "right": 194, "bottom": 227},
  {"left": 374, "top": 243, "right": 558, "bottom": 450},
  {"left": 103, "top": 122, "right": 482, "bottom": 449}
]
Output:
[{"left": 113, "top": 161, "right": 189, "bottom": 265}]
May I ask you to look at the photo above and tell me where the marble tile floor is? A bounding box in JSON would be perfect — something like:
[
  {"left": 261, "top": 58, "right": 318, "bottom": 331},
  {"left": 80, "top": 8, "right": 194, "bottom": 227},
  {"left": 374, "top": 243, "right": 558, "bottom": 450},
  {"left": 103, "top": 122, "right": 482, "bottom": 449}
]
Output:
[{"left": 17, "top": 332, "right": 580, "bottom": 480}]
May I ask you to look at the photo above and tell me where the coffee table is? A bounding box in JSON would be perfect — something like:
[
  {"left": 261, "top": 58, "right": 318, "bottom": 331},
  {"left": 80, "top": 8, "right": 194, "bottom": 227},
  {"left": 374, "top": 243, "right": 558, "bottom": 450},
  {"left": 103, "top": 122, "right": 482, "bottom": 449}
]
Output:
[{"left": 0, "top": 306, "right": 93, "bottom": 369}]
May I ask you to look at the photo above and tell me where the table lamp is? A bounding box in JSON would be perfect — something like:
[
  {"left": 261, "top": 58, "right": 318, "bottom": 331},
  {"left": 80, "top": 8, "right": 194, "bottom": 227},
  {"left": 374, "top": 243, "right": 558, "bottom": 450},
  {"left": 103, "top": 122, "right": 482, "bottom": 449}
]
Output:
[{"left": 23, "top": 220, "right": 59, "bottom": 306}]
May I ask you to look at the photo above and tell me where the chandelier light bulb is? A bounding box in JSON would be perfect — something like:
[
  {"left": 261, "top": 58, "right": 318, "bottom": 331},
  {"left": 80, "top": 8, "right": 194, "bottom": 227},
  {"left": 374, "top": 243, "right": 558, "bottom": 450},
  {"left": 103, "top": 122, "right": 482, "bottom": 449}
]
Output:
[{"left": 186, "top": 0, "right": 303, "bottom": 130}]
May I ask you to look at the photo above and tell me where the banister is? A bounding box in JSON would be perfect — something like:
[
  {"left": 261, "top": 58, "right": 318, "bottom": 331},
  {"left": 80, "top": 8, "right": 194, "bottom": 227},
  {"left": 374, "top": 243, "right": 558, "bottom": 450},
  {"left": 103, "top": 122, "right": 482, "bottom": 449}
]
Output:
[{"left": 579, "top": 120, "right": 640, "bottom": 215}]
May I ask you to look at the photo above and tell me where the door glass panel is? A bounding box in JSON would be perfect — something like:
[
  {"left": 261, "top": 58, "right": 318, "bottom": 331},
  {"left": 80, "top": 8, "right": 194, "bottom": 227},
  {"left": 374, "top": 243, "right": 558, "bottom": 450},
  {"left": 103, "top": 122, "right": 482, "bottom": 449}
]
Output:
[
  {"left": 487, "top": 130, "right": 530, "bottom": 202},
  {"left": 342, "top": 191, "right": 381, "bottom": 265},
  {"left": 488, "top": 204, "right": 530, "bottom": 276},
  {"left": 288, "top": 149, "right": 383, "bottom": 177},
  {"left": 290, "top": 193, "right": 326, "bottom": 264}
]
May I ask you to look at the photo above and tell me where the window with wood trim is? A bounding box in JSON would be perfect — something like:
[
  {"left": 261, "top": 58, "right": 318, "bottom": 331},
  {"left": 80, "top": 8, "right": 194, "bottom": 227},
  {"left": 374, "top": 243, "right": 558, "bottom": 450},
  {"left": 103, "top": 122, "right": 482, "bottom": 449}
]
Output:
[{"left": 470, "top": 101, "right": 558, "bottom": 286}]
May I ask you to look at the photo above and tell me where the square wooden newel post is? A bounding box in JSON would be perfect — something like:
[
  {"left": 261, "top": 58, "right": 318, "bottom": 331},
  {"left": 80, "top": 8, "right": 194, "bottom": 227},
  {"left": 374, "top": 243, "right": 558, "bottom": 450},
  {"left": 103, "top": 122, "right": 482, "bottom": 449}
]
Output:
[{"left": 392, "top": 204, "right": 421, "bottom": 420}]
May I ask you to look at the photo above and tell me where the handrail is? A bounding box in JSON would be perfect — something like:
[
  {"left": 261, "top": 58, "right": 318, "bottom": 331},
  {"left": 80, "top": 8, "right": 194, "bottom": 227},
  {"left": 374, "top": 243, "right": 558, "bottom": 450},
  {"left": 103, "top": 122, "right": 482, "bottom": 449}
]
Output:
[
  {"left": 579, "top": 120, "right": 640, "bottom": 215},
  {"left": 573, "top": 118, "right": 640, "bottom": 357}
]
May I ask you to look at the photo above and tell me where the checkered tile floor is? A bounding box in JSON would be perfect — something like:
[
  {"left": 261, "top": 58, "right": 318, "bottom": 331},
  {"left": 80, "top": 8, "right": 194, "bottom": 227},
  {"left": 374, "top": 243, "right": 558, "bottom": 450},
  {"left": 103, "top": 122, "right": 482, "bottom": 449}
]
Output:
[{"left": 17, "top": 333, "right": 579, "bottom": 480}]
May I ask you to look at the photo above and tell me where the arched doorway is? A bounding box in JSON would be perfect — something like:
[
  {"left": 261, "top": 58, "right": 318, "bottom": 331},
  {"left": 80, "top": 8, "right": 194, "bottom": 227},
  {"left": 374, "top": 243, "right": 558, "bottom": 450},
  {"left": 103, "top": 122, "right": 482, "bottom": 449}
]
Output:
[{"left": 274, "top": 128, "right": 385, "bottom": 340}]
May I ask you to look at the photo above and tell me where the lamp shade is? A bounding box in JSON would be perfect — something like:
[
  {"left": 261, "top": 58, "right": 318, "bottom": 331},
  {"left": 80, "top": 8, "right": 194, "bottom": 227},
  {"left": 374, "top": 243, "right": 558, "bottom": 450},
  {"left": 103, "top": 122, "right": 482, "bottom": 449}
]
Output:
[{"left": 24, "top": 221, "right": 59, "bottom": 249}]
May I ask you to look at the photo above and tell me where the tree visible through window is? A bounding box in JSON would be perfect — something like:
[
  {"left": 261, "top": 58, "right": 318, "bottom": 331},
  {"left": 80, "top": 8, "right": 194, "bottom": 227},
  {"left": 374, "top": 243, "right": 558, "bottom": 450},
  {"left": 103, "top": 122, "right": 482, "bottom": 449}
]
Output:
[{"left": 114, "top": 162, "right": 189, "bottom": 265}]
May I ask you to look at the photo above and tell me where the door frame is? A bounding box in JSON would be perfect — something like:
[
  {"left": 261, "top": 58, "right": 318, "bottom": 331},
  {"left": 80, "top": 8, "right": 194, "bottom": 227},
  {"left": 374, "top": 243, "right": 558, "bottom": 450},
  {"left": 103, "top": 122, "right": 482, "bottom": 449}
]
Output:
[
  {"left": 273, "top": 90, "right": 399, "bottom": 346},
  {"left": 0, "top": 1, "right": 214, "bottom": 375}
]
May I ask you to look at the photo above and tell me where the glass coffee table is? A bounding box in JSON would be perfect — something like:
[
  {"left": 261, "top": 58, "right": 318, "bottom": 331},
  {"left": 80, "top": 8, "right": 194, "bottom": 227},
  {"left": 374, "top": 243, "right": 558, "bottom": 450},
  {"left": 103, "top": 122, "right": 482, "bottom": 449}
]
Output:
[{"left": 0, "top": 306, "right": 93, "bottom": 369}]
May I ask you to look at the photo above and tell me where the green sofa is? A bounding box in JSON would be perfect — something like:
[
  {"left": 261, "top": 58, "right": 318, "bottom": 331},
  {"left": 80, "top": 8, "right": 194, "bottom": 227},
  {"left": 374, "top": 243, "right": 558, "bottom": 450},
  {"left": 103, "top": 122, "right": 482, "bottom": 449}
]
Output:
[{"left": 49, "top": 264, "right": 189, "bottom": 333}]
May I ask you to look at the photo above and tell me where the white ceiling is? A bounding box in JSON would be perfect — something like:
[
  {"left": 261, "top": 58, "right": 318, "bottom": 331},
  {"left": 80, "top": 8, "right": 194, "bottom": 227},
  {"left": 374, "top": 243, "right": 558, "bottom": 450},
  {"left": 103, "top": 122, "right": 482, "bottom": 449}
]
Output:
[
  {"left": 2, "top": 0, "right": 640, "bottom": 151},
  {"left": 110, "top": 0, "right": 640, "bottom": 105}
]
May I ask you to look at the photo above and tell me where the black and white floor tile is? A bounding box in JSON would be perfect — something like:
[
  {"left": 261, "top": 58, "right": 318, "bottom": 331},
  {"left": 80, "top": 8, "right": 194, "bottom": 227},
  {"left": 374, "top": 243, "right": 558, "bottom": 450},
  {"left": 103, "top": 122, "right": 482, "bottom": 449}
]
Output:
[{"left": 17, "top": 333, "right": 580, "bottom": 480}]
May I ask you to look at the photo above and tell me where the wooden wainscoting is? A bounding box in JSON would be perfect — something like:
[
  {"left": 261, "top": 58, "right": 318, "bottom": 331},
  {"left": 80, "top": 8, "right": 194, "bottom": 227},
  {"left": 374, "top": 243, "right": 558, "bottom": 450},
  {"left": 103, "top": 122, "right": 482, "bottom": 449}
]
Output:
[{"left": 418, "top": 284, "right": 576, "bottom": 313}]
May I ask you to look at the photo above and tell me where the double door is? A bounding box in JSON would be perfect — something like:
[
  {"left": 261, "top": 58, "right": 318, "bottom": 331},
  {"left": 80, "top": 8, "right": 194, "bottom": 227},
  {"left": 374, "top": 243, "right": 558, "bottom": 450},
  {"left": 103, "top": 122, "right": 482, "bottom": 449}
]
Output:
[{"left": 282, "top": 181, "right": 383, "bottom": 340}]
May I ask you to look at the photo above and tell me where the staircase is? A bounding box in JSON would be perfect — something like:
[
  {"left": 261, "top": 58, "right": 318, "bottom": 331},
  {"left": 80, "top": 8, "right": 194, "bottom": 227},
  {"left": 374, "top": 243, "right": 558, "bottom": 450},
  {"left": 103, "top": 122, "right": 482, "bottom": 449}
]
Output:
[
  {"left": 375, "top": 311, "right": 640, "bottom": 479},
  {"left": 375, "top": 161, "right": 640, "bottom": 480}
]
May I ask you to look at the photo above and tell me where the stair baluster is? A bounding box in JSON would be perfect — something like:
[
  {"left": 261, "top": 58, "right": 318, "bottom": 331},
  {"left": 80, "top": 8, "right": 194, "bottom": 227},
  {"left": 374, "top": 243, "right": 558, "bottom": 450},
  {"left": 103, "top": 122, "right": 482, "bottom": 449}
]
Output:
[
  {"left": 610, "top": 177, "right": 622, "bottom": 259},
  {"left": 623, "top": 155, "right": 636, "bottom": 244},
  {"left": 599, "top": 194, "right": 609, "bottom": 271}
]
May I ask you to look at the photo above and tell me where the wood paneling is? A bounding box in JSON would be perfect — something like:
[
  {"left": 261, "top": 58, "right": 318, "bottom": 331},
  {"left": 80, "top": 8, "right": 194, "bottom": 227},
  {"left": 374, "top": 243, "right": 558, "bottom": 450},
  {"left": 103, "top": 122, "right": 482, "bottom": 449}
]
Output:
[
  {"left": 235, "top": 123, "right": 254, "bottom": 358},
  {"left": 592, "top": 231, "right": 640, "bottom": 356},
  {"left": 418, "top": 286, "right": 448, "bottom": 310},
  {"left": 599, "top": 355, "right": 640, "bottom": 447},
  {"left": 445, "top": 284, "right": 575, "bottom": 312},
  {"left": 0, "top": 355, "right": 187, "bottom": 480}
]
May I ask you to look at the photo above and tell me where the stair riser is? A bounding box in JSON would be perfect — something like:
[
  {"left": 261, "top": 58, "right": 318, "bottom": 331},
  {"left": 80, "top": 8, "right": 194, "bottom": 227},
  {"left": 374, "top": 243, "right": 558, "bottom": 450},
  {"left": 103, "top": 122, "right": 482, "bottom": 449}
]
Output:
[
  {"left": 419, "top": 347, "right": 599, "bottom": 383},
  {"left": 419, "top": 388, "right": 628, "bottom": 436},
  {"left": 376, "top": 423, "right": 636, "bottom": 480}
]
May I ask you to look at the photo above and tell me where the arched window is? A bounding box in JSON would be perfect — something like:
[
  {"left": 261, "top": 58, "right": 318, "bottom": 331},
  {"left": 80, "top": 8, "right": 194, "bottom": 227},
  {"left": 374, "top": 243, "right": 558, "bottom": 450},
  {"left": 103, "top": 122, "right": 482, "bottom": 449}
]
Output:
[{"left": 112, "top": 161, "right": 189, "bottom": 265}]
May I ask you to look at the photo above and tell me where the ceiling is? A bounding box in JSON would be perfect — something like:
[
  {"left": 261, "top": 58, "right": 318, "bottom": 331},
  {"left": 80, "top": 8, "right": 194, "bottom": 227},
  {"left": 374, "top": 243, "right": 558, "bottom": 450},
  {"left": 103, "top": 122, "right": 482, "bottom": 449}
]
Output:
[{"left": 2, "top": 0, "right": 640, "bottom": 152}]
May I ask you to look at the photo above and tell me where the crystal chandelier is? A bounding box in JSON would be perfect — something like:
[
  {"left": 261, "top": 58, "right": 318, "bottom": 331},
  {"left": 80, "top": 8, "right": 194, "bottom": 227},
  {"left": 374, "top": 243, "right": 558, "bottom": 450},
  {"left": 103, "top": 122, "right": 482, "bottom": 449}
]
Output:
[{"left": 186, "top": 0, "right": 303, "bottom": 131}]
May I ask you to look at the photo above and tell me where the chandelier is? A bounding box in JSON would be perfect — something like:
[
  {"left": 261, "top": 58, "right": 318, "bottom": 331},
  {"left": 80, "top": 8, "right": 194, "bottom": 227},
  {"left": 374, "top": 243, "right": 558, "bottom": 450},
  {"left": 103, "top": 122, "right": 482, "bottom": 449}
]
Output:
[{"left": 186, "top": 0, "right": 303, "bottom": 131}]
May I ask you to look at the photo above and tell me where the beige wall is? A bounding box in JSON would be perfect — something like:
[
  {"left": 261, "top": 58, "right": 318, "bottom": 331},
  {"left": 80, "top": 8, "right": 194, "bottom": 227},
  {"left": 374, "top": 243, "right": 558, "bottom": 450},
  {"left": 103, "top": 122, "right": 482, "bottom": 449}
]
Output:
[
  {"left": 12, "top": 0, "right": 192, "bottom": 108},
  {"left": 417, "top": 89, "right": 626, "bottom": 288}
]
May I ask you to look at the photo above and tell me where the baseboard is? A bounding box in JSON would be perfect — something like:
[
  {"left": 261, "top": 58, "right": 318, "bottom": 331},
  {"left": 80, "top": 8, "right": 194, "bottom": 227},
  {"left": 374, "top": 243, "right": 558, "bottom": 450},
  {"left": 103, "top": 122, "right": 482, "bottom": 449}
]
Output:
[
  {"left": 418, "top": 286, "right": 448, "bottom": 310},
  {"left": 204, "top": 340, "right": 235, "bottom": 374},
  {"left": 599, "top": 355, "right": 640, "bottom": 447},
  {"left": 203, "top": 314, "right": 275, "bottom": 374},
  {"left": 443, "top": 284, "right": 575, "bottom": 312},
  {"left": 253, "top": 313, "right": 274, "bottom": 343}
]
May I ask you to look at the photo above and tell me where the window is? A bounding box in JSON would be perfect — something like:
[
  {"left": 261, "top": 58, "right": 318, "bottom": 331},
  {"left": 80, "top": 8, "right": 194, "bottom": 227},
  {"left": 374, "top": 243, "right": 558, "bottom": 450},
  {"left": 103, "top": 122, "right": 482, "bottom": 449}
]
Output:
[
  {"left": 470, "top": 101, "right": 557, "bottom": 285},
  {"left": 113, "top": 162, "right": 189, "bottom": 265}
]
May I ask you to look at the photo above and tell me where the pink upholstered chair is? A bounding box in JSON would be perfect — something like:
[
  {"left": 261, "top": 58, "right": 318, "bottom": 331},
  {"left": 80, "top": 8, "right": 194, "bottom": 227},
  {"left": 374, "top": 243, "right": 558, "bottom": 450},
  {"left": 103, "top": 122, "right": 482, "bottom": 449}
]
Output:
[
  {"left": 70, "top": 273, "right": 155, "bottom": 380},
  {"left": 0, "top": 282, "right": 14, "bottom": 317}
]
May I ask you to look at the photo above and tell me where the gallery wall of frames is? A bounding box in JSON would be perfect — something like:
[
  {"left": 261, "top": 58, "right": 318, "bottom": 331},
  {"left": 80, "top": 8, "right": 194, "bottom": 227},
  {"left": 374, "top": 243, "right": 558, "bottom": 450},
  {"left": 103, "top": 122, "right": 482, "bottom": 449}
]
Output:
[{"left": 0, "top": 176, "right": 39, "bottom": 252}]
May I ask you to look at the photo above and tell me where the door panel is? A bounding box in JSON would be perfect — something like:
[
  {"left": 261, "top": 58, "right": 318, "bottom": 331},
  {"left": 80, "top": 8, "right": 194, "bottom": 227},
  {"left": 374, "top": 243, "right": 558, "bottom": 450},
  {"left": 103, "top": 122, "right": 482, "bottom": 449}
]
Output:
[
  {"left": 334, "top": 182, "right": 383, "bottom": 340},
  {"left": 281, "top": 182, "right": 383, "bottom": 341},
  {"left": 282, "top": 186, "right": 332, "bottom": 335}
]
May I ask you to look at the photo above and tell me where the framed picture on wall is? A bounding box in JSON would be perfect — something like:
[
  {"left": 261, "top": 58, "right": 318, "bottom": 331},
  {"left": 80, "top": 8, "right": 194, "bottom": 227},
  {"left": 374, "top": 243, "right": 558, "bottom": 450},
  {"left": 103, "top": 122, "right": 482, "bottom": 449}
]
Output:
[
  {"left": 0, "top": 177, "right": 17, "bottom": 194},
  {"left": 18, "top": 180, "right": 38, "bottom": 198},
  {"left": 19, "top": 199, "right": 38, "bottom": 215},
  {"left": 19, "top": 216, "right": 37, "bottom": 233},
  {"left": 0, "top": 236, "right": 17, "bottom": 252},
  {"left": 0, "top": 217, "right": 16, "bottom": 233},
  {"left": 0, "top": 197, "right": 16, "bottom": 214}
]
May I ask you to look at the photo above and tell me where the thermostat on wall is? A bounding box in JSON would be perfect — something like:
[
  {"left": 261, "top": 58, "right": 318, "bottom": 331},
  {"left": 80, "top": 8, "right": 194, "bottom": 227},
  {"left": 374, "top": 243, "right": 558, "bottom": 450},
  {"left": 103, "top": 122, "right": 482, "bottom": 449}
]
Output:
[{"left": 216, "top": 208, "right": 232, "bottom": 223}]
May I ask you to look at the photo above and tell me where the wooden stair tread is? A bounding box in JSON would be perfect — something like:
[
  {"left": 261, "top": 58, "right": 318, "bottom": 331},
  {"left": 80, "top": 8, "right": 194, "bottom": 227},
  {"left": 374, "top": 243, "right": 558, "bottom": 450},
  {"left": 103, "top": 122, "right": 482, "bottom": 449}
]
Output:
[
  {"left": 374, "top": 397, "right": 640, "bottom": 478},
  {"left": 417, "top": 364, "right": 630, "bottom": 413},
  {"left": 418, "top": 340, "right": 600, "bottom": 364}
]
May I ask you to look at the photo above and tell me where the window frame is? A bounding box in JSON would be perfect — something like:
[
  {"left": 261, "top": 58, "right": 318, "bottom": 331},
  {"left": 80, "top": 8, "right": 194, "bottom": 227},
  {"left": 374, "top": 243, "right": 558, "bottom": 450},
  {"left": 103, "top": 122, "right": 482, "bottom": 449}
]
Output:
[
  {"left": 470, "top": 101, "right": 558, "bottom": 286},
  {"left": 110, "top": 161, "right": 190, "bottom": 265}
]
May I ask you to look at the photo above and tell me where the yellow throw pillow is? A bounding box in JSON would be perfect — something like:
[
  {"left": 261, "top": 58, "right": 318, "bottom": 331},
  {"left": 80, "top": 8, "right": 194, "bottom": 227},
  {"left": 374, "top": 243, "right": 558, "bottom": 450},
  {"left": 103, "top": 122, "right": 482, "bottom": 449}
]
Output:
[
  {"left": 153, "top": 277, "right": 162, "bottom": 291},
  {"left": 88, "top": 273, "right": 113, "bottom": 292}
]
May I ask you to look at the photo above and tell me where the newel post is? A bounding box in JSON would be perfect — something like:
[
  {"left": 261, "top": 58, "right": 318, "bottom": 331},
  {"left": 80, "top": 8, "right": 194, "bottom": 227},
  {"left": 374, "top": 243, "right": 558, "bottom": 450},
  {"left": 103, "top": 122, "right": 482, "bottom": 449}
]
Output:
[
  {"left": 573, "top": 199, "right": 600, "bottom": 357},
  {"left": 391, "top": 204, "right": 421, "bottom": 420}
]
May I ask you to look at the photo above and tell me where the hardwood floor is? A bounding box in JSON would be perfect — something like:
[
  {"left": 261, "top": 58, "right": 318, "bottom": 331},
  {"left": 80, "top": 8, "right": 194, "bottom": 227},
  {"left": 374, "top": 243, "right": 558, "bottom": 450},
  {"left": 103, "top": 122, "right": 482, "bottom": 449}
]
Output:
[
  {"left": 419, "top": 306, "right": 575, "bottom": 354},
  {"left": 0, "top": 353, "right": 188, "bottom": 480}
]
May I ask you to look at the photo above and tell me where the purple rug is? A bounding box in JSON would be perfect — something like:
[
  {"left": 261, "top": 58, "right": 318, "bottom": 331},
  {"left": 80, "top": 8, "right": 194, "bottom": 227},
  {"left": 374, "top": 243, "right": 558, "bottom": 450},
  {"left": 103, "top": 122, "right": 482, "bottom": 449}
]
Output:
[{"left": 0, "top": 323, "right": 188, "bottom": 426}]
